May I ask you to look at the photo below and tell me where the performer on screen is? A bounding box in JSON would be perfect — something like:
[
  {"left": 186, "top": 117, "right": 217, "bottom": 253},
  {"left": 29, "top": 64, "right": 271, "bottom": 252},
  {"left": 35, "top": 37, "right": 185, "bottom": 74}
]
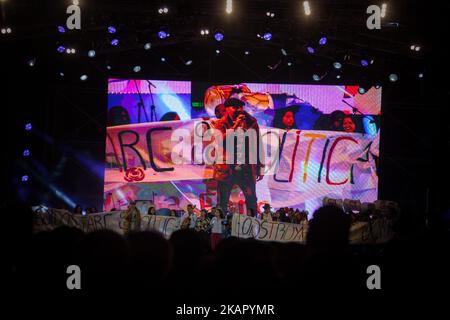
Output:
[{"left": 212, "top": 98, "right": 264, "bottom": 215}]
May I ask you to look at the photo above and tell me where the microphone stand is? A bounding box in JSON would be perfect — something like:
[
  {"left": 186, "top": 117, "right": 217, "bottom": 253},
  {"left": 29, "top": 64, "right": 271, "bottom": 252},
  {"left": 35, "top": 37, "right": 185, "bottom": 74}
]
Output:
[
  {"left": 109, "top": 192, "right": 118, "bottom": 210},
  {"left": 341, "top": 100, "right": 375, "bottom": 124},
  {"left": 237, "top": 212, "right": 240, "bottom": 239},
  {"left": 146, "top": 80, "right": 158, "bottom": 122},
  {"left": 133, "top": 79, "right": 149, "bottom": 123}
]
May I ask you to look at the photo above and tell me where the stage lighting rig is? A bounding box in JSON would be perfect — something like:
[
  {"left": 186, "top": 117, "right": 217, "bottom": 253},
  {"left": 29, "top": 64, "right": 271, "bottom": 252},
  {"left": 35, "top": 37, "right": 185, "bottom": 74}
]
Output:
[
  {"left": 262, "top": 31, "right": 272, "bottom": 41},
  {"left": 226, "top": 0, "right": 232, "bottom": 14},
  {"left": 303, "top": 1, "right": 311, "bottom": 16},
  {"left": 158, "top": 28, "right": 170, "bottom": 39},
  {"left": 389, "top": 74, "right": 398, "bottom": 82},
  {"left": 214, "top": 30, "right": 224, "bottom": 41},
  {"left": 108, "top": 26, "right": 117, "bottom": 34}
]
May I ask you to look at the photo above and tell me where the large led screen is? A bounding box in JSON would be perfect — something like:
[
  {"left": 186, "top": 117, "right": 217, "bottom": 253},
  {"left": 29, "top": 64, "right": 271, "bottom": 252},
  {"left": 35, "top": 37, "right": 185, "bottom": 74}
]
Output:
[{"left": 104, "top": 79, "right": 381, "bottom": 215}]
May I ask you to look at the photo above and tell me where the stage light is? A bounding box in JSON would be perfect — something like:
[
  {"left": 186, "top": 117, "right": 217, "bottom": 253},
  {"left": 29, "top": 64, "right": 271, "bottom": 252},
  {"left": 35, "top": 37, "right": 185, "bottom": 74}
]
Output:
[
  {"left": 111, "top": 39, "right": 119, "bottom": 46},
  {"left": 333, "top": 62, "right": 342, "bottom": 70},
  {"left": 144, "top": 42, "right": 152, "bottom": 50},
  {"left": 410, "top": 45, "right": 415, "bottom": 50},
  {"left": 287, "top": 62, "right": 292, "bottom": 66},
  {"left": 306, "top": 46, "right": 315, "bottom": 54},
  {"left": 80, "top": 74, "right": 88, "bottom": 81},
  {"left": 6, "top": 27, "right": 11, "bottom": 33},
  {"left": 27, "top": 59, "right": 36, "bottom": 67},
  {"left": 133, "top": 65, "right": 141, "bottom": 73},
  {"left": 336, "top": 75, "right": 341, "bottom": 79},
  {"left": 358, "top": 87, "right": 366, "bottom": 94},
  {"left": 21, "top": 175, "right": 29, "bottom": 182},
  {"left": 158, "top": 8, "right": 163, "bottom": 14},
  {"left": 381, "top": 3, "right": 387, "bottom": 18},
  {"left": 303, "top": 1, "right": 311, "bottom": 16},
  {"left": 418, "top": 73, "right": 424, "bottom": 78},
  {"left": 88, "top": 50, "right": 96, "bottom": 58},
  {"left": 185, "top": 60, "right": 193, "bottom": 66},
  {"left": 263, "top": 32, "right": 272, "bottom": 41},
  {"left": 59, "top": 72, "right": 65, "bottom": 77},
  {"left": 245, "top": 50, "right": 250, "bottom": 55},
  {"left": 23, "top": 149, "right": 31, "bottom": 157},
  {"left": 215, "top": 49, "right": 220, "bottom": 54},
  {"left": 360, "top": 59, "right": 369, "bottom": 67},
  {"left": 415, "top": 46, "right": 421, "bottom": 52},
  {"left": 66, "top": 48, "right": 70, "bottom": 54},
  {"left": 106, "top": 65, "right": 112, "bottom": 70},
  {"left": 57, "top": 26, "right": 65, "bottom": 33},
  {"left": 226, "top": 0, "right": 233, "bottom": 14},
  {"left": 370, "top": 59, "right": 374, "bottom": 64},
  {"left": 214, "top": 31, "right": 224, "bottom": 41},
  {"left": 71, "top": 48, "right": 76, "bottom": 54},
  {"left": 57, "top": 46, "right": 65, "bottom": 53},
  {"left": 319, "top": 37, "right": 327, "bottom": 46},
  {"left": 281, "top": 48, "right": 287, "bottom": 56},
  {"left": 108, "top": 26, "right": 116, "bottom": 34},
  {"left": 389, "top": 74, "right": 398, "bottom": 82},
  {"left": 1, "top": 28, "right": 5, "bottom": 34},
  {"left": 25, "top": 123, "right": 32, "bottom": 131},
  {"left": 200, "top": 29, "right": 209, "bottom": 36},
  {"left": 158, "top": 30, "right": 168, "bottom": 39},
  {"left": 312, "top": 74, "right": 320, "bottom": 81},
  {"left": 161, "top": 57, "right": 166, "bottom": 62},
  {"left": 163, "top": 7, "right": 168, "bottom": 13}
]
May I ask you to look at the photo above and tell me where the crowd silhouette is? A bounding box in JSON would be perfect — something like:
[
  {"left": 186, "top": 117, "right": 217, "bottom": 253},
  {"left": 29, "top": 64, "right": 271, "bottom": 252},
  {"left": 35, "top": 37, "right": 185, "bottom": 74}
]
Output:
[{"left": 3, "top": 201, "right": 450, "bottom": 300}]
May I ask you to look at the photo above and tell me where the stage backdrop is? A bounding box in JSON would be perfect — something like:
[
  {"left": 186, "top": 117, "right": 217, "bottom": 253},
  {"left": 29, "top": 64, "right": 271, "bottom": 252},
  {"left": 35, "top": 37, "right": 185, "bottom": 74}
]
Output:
[{"left": 105, "top": 79, "right": 381, "bottom": 214}]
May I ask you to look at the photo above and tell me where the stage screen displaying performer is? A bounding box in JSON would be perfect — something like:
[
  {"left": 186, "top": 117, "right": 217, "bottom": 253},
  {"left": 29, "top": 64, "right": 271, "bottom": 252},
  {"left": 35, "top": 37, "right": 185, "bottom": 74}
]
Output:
[{"left": 104, "top": 79, "right": 381, "bottom": 215}]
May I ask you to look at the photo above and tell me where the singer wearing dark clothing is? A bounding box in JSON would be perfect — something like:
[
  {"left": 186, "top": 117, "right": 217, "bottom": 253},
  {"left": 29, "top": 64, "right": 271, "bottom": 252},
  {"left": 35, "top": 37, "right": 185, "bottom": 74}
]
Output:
[{"left": 212, "top": 98, "right": 264, "bottom": 214}]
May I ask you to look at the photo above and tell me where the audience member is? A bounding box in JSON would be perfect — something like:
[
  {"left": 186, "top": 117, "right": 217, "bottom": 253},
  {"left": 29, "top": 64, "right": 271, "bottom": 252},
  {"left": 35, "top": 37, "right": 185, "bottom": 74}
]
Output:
[{"left": 261, "top": 203, "right": 273, "bottom": 222}]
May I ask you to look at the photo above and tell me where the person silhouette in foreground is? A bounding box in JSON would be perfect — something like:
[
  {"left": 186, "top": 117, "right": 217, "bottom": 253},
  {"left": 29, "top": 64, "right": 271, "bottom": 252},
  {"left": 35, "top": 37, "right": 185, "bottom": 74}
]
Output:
[{"left": 303, "top": 205, "right": 360, "bottom": 292}]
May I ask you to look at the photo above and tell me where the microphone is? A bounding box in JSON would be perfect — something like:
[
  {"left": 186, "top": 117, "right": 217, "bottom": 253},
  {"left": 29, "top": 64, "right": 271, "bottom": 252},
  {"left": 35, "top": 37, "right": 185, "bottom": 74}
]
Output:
[{"left": 236, "top": 111, "right": 246, "bottom": 128}]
